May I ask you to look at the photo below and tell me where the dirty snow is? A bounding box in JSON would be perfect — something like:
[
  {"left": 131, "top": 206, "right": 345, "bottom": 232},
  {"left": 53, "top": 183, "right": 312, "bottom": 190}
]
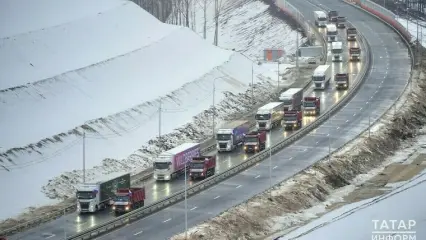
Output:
[
  {"left": 171, "top": 47, "right": 423, "bottom": 240},
  {"left": 0, "top": 0, "right": 300, "bottom": 221}
]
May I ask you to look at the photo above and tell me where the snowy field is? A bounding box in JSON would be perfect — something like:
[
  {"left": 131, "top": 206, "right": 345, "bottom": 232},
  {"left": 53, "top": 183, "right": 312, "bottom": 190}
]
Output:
[
  {"left": 0, "top": 0, "right": 299, "bottom": 221},
  {"left": 396, "top": 17, "right": 426, "bottom": 46}
]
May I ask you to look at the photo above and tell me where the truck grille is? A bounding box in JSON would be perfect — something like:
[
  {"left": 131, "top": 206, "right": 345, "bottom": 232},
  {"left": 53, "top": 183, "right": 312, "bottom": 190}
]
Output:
[
  {"left": 156, "top": 174, "right": 165, "bottom": 180},
  {"left": 115, "top": 205, "right": 125, "bottom": 210},
  {"left": 219, "top": 143, "right": 227, "bottom": 149},
  {"left": 80, "top": 202, "right": 90, "bottom": 210},
  {"left": 258, "top": 122, "right": 266, "bottom": 128}
]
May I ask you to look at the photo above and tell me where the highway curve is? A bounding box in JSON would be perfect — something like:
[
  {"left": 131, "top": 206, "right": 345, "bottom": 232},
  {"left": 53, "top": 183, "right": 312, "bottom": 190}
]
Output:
[
  {"left": 9, "top": 12, "right": 363, "bottom": 240},
  {"left": 90, "top": 1, "right": 409, "bottom": 239}
]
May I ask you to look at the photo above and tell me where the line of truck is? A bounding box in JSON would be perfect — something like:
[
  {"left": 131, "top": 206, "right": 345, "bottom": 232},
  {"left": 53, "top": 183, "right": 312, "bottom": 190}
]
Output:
[{"left": 73, "top": 10, "right": 358, "bottom": 217}]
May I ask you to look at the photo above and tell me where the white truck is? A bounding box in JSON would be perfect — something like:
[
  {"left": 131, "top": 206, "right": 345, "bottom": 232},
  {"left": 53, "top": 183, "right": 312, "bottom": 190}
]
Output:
[
  {"left": 153, "top": 143, "right": 200, "bottom": 181},
  {"left": 331, "top": 41, "right": 343, "bottom": 62},
  {"left": 255, "top": 102, "right": 285, "bottom": 131},
  {"left": 312, "top": 65, "right": 331, "bottom": 90},
  {"left": 216, "top": 120, "right": 250, "bottom": 152},
  {"left": 326, "top": 24, "right": 338, "bottom": 42},
  {"left": 314, "top": 11, "right": 327, "bottom": 27},
  {"left": 279, "top": 88, "right": 303, "bottom": 111},
  {"left": 76, "top": 173, "right": 130, "bottom": 214},
  {"left": 349, "top": 47, "right": 361, "bottom": 61}
]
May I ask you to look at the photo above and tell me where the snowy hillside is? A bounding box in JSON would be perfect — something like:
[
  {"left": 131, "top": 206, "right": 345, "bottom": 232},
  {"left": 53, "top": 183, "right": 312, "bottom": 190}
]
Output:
[{"left": 0, "top": 0, "right": 299, "bottom": 221}]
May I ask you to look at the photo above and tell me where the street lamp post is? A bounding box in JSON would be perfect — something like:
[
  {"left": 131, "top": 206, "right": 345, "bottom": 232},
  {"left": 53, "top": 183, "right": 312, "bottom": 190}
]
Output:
[{"left": 184, "top": 162, "right": 188, "bottom": 239}]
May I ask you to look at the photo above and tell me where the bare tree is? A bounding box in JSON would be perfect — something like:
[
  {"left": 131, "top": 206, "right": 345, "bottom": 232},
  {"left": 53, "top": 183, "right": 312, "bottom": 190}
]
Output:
[{"left": 213, "top": 0, "right": 226, "bottom": 46}]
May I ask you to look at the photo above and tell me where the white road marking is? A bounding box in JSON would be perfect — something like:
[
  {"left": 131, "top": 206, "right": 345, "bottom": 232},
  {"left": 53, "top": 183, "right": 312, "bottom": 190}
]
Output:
[
  {"left": 346, "top": 120, "right": 349, "bottom": 122},
  {"left": 134, "top": 231, "right": 143, "bottom": 236},
  {"left": 316, "top": 141, "right": 319, "bottom": 144},
  {"left": 255, "top": 175, "right": 261, "bottom": 179},
  {"left": 45, "top": 235, "right": 55, "bottom": 239},
  {"left": 163, "top": 218, "right": 172, "bottom": 223},
  {"left": 326, "top": 134, "right": 330, "bottom": 137},
  {"left": 214, "top": 195, "right": 221, "bottom": 199},
  {"left": 359, "top": 108, "right": 362, "bottom": 111},
  {"left": 236, "top": 185, "right": 242, "bottom": 189},
  {"left": 353, "top": 113, "right": 356, "bottom": 116},
  {"left": 289, "top": 157, "right": 293, "bottom": 160},
  {"left": 336, "top": 126, "right": 340, "bottom": 130},
  {"left": 273, "top": 166, "right": 278, "bottom": 169},
  {"left": 190, "top": 206, "right": 197, "bottom": 211},
  {"left": 303, "top": 149, "right": 307, "bottom": 152}
]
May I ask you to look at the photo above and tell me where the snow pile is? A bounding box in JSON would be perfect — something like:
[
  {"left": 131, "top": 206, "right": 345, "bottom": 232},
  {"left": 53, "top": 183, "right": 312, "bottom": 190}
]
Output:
[
  {"left": 0, "top": 0, "right": 301, "bottom": 221},
  {"left": 171, "top": 47, "right": 423, "bottom": 240}
]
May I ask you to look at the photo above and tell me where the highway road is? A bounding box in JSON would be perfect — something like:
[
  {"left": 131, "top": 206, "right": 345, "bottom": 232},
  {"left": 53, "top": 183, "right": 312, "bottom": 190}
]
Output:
[
  {"left": 89, "top": 1, "right": 409, "bottom": 240},
  {"left": 9, "top": 9, "right": 362, "bottom": 240}
]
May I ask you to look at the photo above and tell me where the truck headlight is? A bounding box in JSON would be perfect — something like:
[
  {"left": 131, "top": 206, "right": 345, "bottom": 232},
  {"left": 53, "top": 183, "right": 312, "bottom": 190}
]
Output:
[
  {"left": 164, "top": 175, "right": 170, "bottom": 180},
  {"left": 244, "top": 146, "right": 247, "bottom": 150},
  {"left": 153, "top": 174, "right": 157, "bottom": 179},
  {"left": 112, "top": 206, "right": 116, "bottom": 210},
  {"left": 125, "top": 206, "right": 129, "bottom": 211},
  {"left": 255, "top": 146, "right": 258, "bottom": 150}
]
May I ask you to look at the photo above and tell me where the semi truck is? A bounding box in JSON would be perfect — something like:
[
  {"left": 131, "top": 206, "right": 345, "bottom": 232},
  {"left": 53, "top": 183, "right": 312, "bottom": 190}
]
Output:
[
  {"left": 336, "top": 16, "right": 346, "bottom": 28},
  {"left": 347, "top": 27, "right": 357, "bottom": 41},
  {"left": 312, "top": 65, "right": 331, "bottom": 90},
  {"left": 326, "top": 24, "right": 338, "bottom": 42},
  {"left": 112, "top": 187, "right": 145, "bottom": 215},
  {"left": 189, "top": 156, "right": 216, "bottom": 180},
  {"left": 255, "top": 102, "right": 285, "bottom": 131},
  {"left": 349, "top": 47, "right": 361, "bottom": 61},
  {"left": 314, "top": 11, "right": 327, "bottom": 27},
  {"left": 331, "top": 41, "right": 343, "bottom": 62},
  {"left": 303, "top": 96, "right": 321, "bottom": 116},
  {"left": 153, "top": 142, "right": 200, "bottom": 181},
  {"left": 243, "top": 131, "right": 266, "bottom": 153},
  {"left": 76, "top": 173, "right": 131, "bottom": 214},
  {"left": 335, "top": 73, "right": 349, "bottom": 90},
  {"left": 279, "top": 88, "right": 303, "bottom": 111},
  {"left": 328, "top": 10, "right": 338, "bottom": 22},
  {"left": 216, "top": 120, "right": 250, "bottom": 152},
  {"left": 282, "top": 110, "right": 303, "bottom": 130}
]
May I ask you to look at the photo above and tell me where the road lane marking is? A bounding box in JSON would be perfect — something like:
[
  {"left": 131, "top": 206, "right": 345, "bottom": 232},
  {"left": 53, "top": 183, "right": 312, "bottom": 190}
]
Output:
[
  {"left": 353, "top": 113, "right": 356, "bottom": 116},
  {"left": 359, "top": 108, "right": 362, "bottom": 111},
  {"left": 214, "top": 195, "right": 221, "bottom": 199},
  {"left": 255, "top": 175, "right": 261, "bottom": 179},
  {"left": 163, "top": 218, "right": 172, "bottom": 223},
  {"left": 346, "top": 120, "right": 349, "bottom": 122},
  {"left": 336, "top": 126, "right": 340, "bottom": 129},
  {"left": 273, "top": 166, "right": 277, "bottom": 169},
  {"left": 303, "top": 149, "right": 307, "bottom": 152},
  {"left": 134, "top": 231, "right": 143, "bottom": 236},
  {"left": 190, "top": 206, "right": 197, "bottom": 211},
  {"left": 45, "top": 235, "right": 55, "bottom": 239},
  {"left": 236, "top": 185, "right": 242, "bottom": 188},
  {"left": 316, "top": 141, "right": 319, "bottom": 144},
  {"left": 289, "top": 157, "right": 293, "bottom": 160},
  {"left": 326, "top": 134, "right": 329, "bottom": 137}
]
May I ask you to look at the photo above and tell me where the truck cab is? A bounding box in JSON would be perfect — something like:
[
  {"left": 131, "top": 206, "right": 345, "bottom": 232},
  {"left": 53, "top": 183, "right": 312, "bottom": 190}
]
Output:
[
  {"left": 216, "top": 121, "right": 249, "bottom": 152},
  {"left": 243, "top": 131, "right": 266, "bottom": 153},
  {"left": 303, "top": 96, "right": 321, "bottom": 116},
  {"left": 331, "top": 41, "right": 343, "bottom": 62},
  {"left": 314, "top": 11, "right": 327, "bottom": 27},
  {"left": 112, "top": 188, "right": 145, "bottom": 215},
  {"left": 349, "top": 47, "right": 361, "bottom": 61},
  {"left": 189, "top": 156, "right": 216, "bottom": 180},
  {"left": 255, "top": 102, "right": 285, "bottom": 131},
  {"left": 326, "top": 24, "right": 338, "bottom": 42},
  {"left": 328, "top": 10, "right": 338, "bottom": 22},
  {"left": 335, "top": 73, "right": 349, "bottom": 90},
  {"left": 336, "top": 16, "right": 346, "bottom": 28},
  {"left": 282, "top": 110, "right": 303, "bottom": 130},
  {"left": 347, "top": 27, "right": 357, "bottom": 41}
]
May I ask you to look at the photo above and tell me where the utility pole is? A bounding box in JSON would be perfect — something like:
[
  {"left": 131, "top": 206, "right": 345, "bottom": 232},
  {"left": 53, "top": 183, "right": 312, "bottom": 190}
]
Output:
[
  {"left": 184, "top": 162, "right": 188, "bottom": 239},
  {"left": 251, "top": 64, "right": 254, "bottom": 105},
  {"left": 159, "top": 100, "right": 162, "bottom": 141},
  {"left": 269, "top": 146, "right": 272, "bottom": 199},
  {"left": 83, "top": 132, "right": 86, "bottom": 184},
  {"left": 277, "top": 61, "right": 280, "bottom": 88},
  {"left": 296, "top": 29, "right": 300, "bottom": 77},
  {"left": 328, "top": 112, "right": 331, "bottom": 161},
  {"left": 212, "top": 79, "right": 216, "bottom": 136}
]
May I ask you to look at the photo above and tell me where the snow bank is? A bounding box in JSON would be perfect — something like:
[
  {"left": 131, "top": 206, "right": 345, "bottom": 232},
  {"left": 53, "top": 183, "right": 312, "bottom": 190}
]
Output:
[
  {"left": 396, "top": 17, "right": 426, "bottom": 46},
  {"left": 171, "top": 47, "right": 423, "bottom": 240},
  {"left": 0, "top": 0, "right": 300, "bottom": 221}
]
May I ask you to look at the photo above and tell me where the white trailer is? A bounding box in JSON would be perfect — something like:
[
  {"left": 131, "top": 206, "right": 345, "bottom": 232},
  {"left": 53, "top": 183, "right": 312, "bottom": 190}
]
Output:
[
  {"left": 326, "top": 24, "right": 338, "bottom": 42},
  {"left": 331, "top": 41, "right": 343, "bottom": 62},
  {"left": 312, "top": 65, "right": 331, "bottom": 90},
  {"left": 314, "top": 11, "right": 327, "bottom": 27},
  {"left": 279, "top": 88, "right": 303, "bottom": 111},
  {"left": 153, "top": 143, "right": 201, "bottom": 181},
  {"left": 255, "top": 102, "right": 285, "bottom": 131}
]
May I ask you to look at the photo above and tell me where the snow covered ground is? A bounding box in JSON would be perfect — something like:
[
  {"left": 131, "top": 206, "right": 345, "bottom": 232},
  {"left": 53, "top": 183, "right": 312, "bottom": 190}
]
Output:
[
  {"left": 0, "top": 0, "right": 299, "bottom": 221},
  {"left": 397, "top": 17, "right": 426, "bottom": 46}
]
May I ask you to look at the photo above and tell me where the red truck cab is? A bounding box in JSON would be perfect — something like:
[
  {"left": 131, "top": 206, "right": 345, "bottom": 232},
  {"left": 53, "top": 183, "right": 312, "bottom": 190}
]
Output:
[
  {"left": 282, "top": 110, "right": 303, "bottom": 130},
  {"left": 189, "top": 156, "right": 216, "bottom": 180},
  {"left": 112, "top": 187, "right": 145, "bottom": 215},
  {"left": 303, "top": 97, "right": 320, "bottom": 116},
  {"left": 335, "top": 73, "right": 349, "bottom": 90},
  {"left": 243, "top": 131, "right": 266, "bottom": 153}
]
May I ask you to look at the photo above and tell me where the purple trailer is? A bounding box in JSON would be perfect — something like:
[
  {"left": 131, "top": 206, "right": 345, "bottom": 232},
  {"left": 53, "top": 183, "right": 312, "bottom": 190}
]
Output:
[
  {"left": 153, "top": 143, "right": 200, "bottom": 181},
  {"left": 216, "top": 120, "right": 250, "bottom": 152}
]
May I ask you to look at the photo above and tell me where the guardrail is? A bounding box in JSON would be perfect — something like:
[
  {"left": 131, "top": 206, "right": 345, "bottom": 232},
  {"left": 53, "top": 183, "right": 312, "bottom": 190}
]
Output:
[{"left": 66, "top": 11, "right": 372, "bottom": 240}]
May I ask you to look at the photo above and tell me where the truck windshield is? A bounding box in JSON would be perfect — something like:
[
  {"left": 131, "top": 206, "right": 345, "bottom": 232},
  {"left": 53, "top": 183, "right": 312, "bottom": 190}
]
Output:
[
  {"left": 350, "top": 49, "right": 360, "bottom": 54},
  {"left": 318, "top": 17, "right": 327, "bottom": 21},
  {"left": 255, "top": 114, "right": 271, "bottom": 120},
  {"left": 336, "top": 77, "right": 348, "bottom": 82},
  {"left": 284, "top": 115, "right": 297, "bottom": 121},
  {"left": 244, "top": 137, "right": 258, "bottom": 143},
  {"left": 282, "top": 99, "right": 292, "bottom": 105},
  {"left": 76, "top": 191, "right": 96, "bottom": 200},
  {"left": 114, "top": 195, "right": 129, "bottom": 202},
  {"left": 304, "top": 102, "right": 315, "bottom": 107},
  {"left": 154, "top": 162, "right": 170, "bottom": 170},
  {"left": 216, "top": 134, "right": 231, "bottom": 140},
  {"left": 348, "top": 30, "right": 356, "bottom": 34},
  {"left": 312, "top": 76, "right": 324, "bottom": 82},
  {"left": 190, "top": 162, "right": 204, "bottom": 169},
  {"left": 332, "top": 49, "right": 342, "bottom": 54}
]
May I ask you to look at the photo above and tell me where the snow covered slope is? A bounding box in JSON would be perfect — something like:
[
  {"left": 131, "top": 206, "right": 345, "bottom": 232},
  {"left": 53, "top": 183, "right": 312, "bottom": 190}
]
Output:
[{"left": 0, "top": 0, "right": 298, "bottom": 220}]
